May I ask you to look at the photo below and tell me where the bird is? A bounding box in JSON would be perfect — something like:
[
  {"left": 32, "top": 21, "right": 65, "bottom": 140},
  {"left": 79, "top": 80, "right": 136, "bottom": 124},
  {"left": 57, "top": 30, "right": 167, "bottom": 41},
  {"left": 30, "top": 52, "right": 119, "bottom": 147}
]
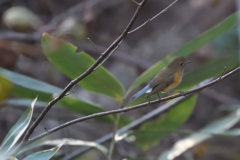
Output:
[{"left": 131, "top": 56, "right": 191, "bottom": 102}]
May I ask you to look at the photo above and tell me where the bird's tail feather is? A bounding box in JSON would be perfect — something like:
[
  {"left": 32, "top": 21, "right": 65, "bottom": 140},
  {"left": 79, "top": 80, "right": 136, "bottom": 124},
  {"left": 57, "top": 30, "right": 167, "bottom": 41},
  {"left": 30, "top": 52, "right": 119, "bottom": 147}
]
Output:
[{"left": 131, "top": 85, "right": 150, "bottom": 101}]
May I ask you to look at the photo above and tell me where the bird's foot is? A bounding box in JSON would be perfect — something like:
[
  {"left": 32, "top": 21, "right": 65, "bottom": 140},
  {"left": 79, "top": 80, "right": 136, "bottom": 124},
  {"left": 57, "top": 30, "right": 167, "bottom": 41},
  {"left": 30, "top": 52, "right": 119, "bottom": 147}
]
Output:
[{"left": 179, "top": 91, "right": 186, "bottom": 97}]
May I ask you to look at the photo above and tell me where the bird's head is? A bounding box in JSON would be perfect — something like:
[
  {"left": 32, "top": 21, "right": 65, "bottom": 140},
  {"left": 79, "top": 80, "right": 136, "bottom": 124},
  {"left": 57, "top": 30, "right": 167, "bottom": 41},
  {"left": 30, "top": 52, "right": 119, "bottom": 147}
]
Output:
[{"left": 166, "top": 56, "right": 191, "bottom": 71}]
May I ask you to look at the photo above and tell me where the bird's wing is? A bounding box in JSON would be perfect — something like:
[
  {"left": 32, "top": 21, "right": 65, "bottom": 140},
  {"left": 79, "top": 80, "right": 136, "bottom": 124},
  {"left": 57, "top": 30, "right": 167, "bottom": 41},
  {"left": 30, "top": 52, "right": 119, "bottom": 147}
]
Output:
[
  {"left": 151, "top": 75, "right": 175, "bottom": 91},
  {"left": 147, "top": 74, "right": 175, "bottom": 98},
  {"left": 149, "top": 68, "right": 174, "bottom": 87}
]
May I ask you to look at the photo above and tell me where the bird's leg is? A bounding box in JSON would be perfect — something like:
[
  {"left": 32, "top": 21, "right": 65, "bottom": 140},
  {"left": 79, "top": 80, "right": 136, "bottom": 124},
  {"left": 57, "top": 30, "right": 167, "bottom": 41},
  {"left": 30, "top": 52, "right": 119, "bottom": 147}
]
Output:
[
  {"left": 148, "top": 97, "right": 150, "bottom": 105},
  {"left": 157, "top": 92, "right": 161, "bottom": 102}
]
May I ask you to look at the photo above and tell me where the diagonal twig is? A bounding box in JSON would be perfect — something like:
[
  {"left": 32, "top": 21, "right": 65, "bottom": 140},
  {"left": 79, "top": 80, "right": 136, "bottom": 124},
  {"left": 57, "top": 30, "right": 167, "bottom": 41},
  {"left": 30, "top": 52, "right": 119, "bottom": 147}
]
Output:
[
  {"left": 130, "top": 0, "right": 141, "bottom": 7},
  {"left": 27, "top": 66, "right": 240, "bottom": 146},
  {"left": 12, "top": 0, "right": 149, "bottom": 155},
  {"left": 128, "top": 0, "right": 178, "bottom": 34},
  {"left": 87, "top": 38, "right": 102, "bottom": 55},
  {"left": 106, "top": 1, "right": 179, "bottom": 157},
  {"left": 105, "top": 1, "right": 180, "bottom": 157},
  {"left": 65, "top": 85, "right": 77, "bottom": 96},
  {"left": 93, "top": 40, "right": 123, "bottom": 71},
  {"left": 219, "top": 66, "right": 226, "bottom": 80},
  {"left": 59, "top": 97, "right": 185, "bottom": 160}
]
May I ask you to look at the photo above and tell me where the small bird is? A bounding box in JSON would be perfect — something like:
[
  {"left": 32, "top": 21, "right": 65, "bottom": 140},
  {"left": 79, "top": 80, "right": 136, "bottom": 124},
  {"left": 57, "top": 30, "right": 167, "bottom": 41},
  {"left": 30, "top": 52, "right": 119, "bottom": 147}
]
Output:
[{"left": 131, "top": 56, "right": 191, "bottom": 102}]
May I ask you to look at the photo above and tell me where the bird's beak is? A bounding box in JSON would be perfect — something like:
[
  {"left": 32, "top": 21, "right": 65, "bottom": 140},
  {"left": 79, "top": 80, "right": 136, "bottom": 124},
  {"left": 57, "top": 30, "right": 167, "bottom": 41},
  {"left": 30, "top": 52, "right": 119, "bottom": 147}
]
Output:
[{"left": 187, "top": 60, "right": 191, "bottom": 64}]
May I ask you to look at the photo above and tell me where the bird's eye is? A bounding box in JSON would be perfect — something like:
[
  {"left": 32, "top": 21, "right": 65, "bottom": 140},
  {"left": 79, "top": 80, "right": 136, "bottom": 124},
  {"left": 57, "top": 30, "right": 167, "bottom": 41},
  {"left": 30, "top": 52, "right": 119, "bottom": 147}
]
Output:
[{"left": 179, "top": 62, "right": 183, "bottom": 66}]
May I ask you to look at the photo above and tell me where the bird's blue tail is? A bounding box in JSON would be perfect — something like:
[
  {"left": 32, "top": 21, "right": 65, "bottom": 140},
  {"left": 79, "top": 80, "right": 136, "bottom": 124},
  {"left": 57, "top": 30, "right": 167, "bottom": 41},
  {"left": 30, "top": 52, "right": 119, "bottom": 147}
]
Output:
[{"left": 131, "top": 85, "right": 150, "bottom": 101}]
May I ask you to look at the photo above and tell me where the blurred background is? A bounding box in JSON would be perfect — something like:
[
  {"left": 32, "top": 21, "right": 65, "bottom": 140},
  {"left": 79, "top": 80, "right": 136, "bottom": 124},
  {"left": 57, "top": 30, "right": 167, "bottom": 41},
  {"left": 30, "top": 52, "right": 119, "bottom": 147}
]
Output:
[{"left": 0, "top": 0, "right": 240, "bottom": 160}]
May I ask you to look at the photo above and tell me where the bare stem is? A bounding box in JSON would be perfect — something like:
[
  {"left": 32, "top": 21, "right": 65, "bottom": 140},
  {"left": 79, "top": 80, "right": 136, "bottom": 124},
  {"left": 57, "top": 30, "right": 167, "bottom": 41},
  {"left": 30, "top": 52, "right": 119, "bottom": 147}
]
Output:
[
  {"left": 106, "top": 1, "right": 180, "bottom": 158},
  {"left": 219, "top": 66, "right": 226, "bottom": 80},
  {"left": 13, "top": 0, "right": 149, "bottom": 155},
  {"left": 27, "top": 66, "right": 240, "bottom": 145},
  {"left": 59, "top": 98, "right": 184, "bottom": 160},
  {"left": 130, "top": 0, "right": 141, "bottom": 7},
  {"left": 128, "top": 0, "right": 178, "bottom": 34},
  {"left": 93, "top": 40, "right": 123, "bottom": 71},
  {"left": 87, "top": 37, "right": 102, "bottom": 55}
]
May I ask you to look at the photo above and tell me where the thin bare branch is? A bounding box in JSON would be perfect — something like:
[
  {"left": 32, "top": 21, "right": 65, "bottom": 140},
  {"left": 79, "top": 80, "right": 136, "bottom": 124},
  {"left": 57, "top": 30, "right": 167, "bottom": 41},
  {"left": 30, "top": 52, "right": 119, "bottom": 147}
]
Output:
[
  {"left": 128, "top": 0, "right": 178, "bottom": 34},
  {"left": 87, "top": 38, "right": 102, "bottom": 55},
  {"left": 59, "top": 98, "right": 184, "bottom": 160},
  {"left": 65, "top": 85, "right": 77, "bottom": 96},
  {"left": 78, "top": 42, "right": 151, "bottom": 70},
  {"left": 130, "top": 0, "right": 141, "bottom": 7},
  {"left": 219, "top": 66, "right": 226, "bottom": 80},
  {"left": 93, "top": 40, "right": 123, "bottom": 71},
  {"left": 13, "top": 0, "right": 149, "bottom": 155},
  {"left": 27, "top": 66, "right": 240, "bottom": 145},
  {"left": 44, "top": 127, "right": 49, "bottom": 133}
]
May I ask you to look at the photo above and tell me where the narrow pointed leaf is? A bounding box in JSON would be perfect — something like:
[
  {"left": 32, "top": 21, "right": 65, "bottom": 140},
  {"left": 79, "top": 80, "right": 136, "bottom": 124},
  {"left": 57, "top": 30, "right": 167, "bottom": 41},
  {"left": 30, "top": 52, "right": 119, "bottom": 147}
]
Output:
[
  {"left": 0, "top": 67, "right": 63, "bottom": 97},
  {"left": 158, "top": 112, "right": 240, "bottom": 160},
  {"left": 0, "top": 67, "right": 131, "bottom": 124},
  {"left": 23, "top": 143, "right": 63, "bottom": 160},
  {"left": 41, "top": 34, "right": 125, "bottom": 102},
  {"left": 0, "top": 97, "right": 36, "bottom": 155},
  {"left": 0, "top": 76, "right": 12, "bottom": 103},
  {"left": 129, "top": 12, "right": 237, "bottom": 92}
]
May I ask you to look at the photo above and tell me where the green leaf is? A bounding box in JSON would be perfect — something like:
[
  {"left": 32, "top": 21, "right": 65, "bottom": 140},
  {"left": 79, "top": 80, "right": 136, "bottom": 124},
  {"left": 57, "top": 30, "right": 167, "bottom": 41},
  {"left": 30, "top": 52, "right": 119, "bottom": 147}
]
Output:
[
  {"left": 128, "top": 12, "right": 238, "bottom": 92},
  {"left": 0, "top": 67, "right": 126, "bottom": 123},
  {"left": 158, "top": 112, "right": 240, "bottom": 160},
  {"left": 132, "top": 95, "right": 197, "bottom": 150},
  {"left": 41, "top": 33, "right": 125, "bottom": 102},
  {"left": 22, "top": 144, "right": 63, "bottom": 160},
  {"left": 212, "top": 25, "right": 238, "bottom": 51},
  {"left": 0, "top": 97, "right": 36, "bottom": 157},
  {"left": 0, "top": 67, "right": 62, "bottom": 97},
  {"left": 0, "top": 76, "right": 12, "bottom": 103}
]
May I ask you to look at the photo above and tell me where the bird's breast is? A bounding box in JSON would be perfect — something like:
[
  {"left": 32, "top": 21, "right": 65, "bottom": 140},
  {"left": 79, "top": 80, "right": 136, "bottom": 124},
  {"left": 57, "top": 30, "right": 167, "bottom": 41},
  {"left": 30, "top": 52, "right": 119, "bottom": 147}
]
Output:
[{"left": 163, "top": 72, "right": 182, "bottom": 92}]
